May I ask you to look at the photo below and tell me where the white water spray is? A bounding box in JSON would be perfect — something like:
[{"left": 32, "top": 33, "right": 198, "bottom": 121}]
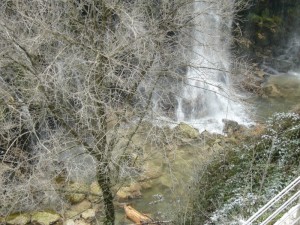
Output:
[{"left": 176, "top": 1, "right": 250, "bottom": 133}]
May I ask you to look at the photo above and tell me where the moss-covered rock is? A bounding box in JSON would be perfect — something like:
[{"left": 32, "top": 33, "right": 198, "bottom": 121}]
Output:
[
  {"left": 31, "top": 211, "right": 61, "bottom": 225},
  {"left": 174, "top": 122, "right": 199, "bottom": 139}
]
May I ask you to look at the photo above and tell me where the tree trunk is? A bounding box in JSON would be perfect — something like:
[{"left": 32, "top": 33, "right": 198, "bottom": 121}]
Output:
[{"left": 98, "top": 172, "right": 115, "bottom": 225}]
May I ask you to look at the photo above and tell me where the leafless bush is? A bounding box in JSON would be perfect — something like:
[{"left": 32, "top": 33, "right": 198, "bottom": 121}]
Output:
[{"left": 0, "top": 0, "right": 247, "bottom": 223}]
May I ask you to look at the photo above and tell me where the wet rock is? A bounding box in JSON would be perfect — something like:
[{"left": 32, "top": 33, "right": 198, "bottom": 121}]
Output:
[
  {"left": 65, "top": 182, "right": 89, "bottom": 204},
  {"left": 175, "top": 122, "right": 199, "bottom": 139},
  {"left": 5, "top": 213, "right": 31, "bottom": 225},
  {"left": 222, "top": 119, "right": 245, "bottom": 136},
  {"left": 31, "top": 211, "right": 61, "bottom": 225}
]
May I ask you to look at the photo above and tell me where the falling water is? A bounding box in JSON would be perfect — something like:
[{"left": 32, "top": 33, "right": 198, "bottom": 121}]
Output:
[{"left": 176, "top": 1, "right": 250, "bottom": 133}]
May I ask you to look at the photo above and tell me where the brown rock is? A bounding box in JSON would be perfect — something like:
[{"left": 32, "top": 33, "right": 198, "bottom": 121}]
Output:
[{"left": 65, "top": 200, "right": 92, "bottom": 219}]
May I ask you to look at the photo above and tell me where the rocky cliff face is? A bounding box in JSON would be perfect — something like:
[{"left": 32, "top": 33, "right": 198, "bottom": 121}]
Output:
[{"left": 234, "top": 0, "right": 300, "bottom": 72}]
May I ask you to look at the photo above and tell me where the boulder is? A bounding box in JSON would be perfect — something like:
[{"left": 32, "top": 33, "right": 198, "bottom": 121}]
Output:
[
  {"left": 175, "top": 122, "right": 199, "bottom": 139},
  {"left": 222, "top": 119, "right": 245, "bottom": 136},
  {"left": 139, "top": 160, "right": 163, "bottom": 181},
  {"left": 31, "top": 211, "right": 61, "bottom": 225}
]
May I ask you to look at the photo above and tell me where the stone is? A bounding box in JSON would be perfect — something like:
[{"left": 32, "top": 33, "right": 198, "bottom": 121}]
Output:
[
  {"left": 65, "top": 182, "right": 89, "bottom": 204},
  {"left": 90, "top": 181, "right": 101, "bottom": 196},
  {"left": 116, "top": 183, "right": 142, "bottom": 201},
  {"left": 5, "top": 213, "right": 31, "bottom": 225},
  {"left": 31, "top": 211, "right": 61, "bottom": 225},
  {"left": 81, "top": 209, "right": 96, "bottom": 220},
  {"left": 175, "top": 122, "right": 199, "bottom": 139},
  {"left": 222, "top": 119, "right": 245, "bottom": 136},
  {"left": 139, "top": 161, "right": 163, "bottom": 181},
  {"left": 65, "top": 200, "right": 92, "bottom": 219},
  {"left": 88, "top": 181, "right": 102, "bottom": 202},
  {"left": 64, "top": 219, "right": 75, "bottom": 225}
]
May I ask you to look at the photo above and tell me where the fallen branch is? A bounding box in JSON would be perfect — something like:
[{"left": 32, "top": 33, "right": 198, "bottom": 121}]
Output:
[{"left": 124, "top": 205, "right": 172, "bottom": 225}]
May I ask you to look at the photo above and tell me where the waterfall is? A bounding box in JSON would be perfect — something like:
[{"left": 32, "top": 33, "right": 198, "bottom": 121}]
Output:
[{"left": 176, "top": 0, "right": 250, "bottom": 133}]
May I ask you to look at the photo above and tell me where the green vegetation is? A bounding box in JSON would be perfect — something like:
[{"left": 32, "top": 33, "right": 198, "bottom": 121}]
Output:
[
  {"left": 185, "top": 112, "right": 300, "bottom": 224},
  {"left": 235, "top": 0, "right": 300, "bottom": 63}
]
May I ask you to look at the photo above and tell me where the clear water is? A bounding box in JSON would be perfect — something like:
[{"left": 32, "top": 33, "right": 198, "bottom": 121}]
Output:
[{"left": 253, "top": 72, "right": 300, "bottom": 121}]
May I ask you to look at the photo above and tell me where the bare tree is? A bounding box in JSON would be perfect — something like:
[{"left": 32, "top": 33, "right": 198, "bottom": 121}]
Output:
[{"left": 0, "top": 0, "right": 245, "bottom": 224}]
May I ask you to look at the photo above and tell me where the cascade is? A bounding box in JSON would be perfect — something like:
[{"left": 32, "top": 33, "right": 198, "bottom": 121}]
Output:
[{"left": 176, "top": 0, "right": 250, "bottom": 133}]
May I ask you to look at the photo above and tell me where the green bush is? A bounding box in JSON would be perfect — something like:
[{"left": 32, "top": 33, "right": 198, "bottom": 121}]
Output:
[{"left": 184, "top": 112, "right": 300, "bottom": 224}]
